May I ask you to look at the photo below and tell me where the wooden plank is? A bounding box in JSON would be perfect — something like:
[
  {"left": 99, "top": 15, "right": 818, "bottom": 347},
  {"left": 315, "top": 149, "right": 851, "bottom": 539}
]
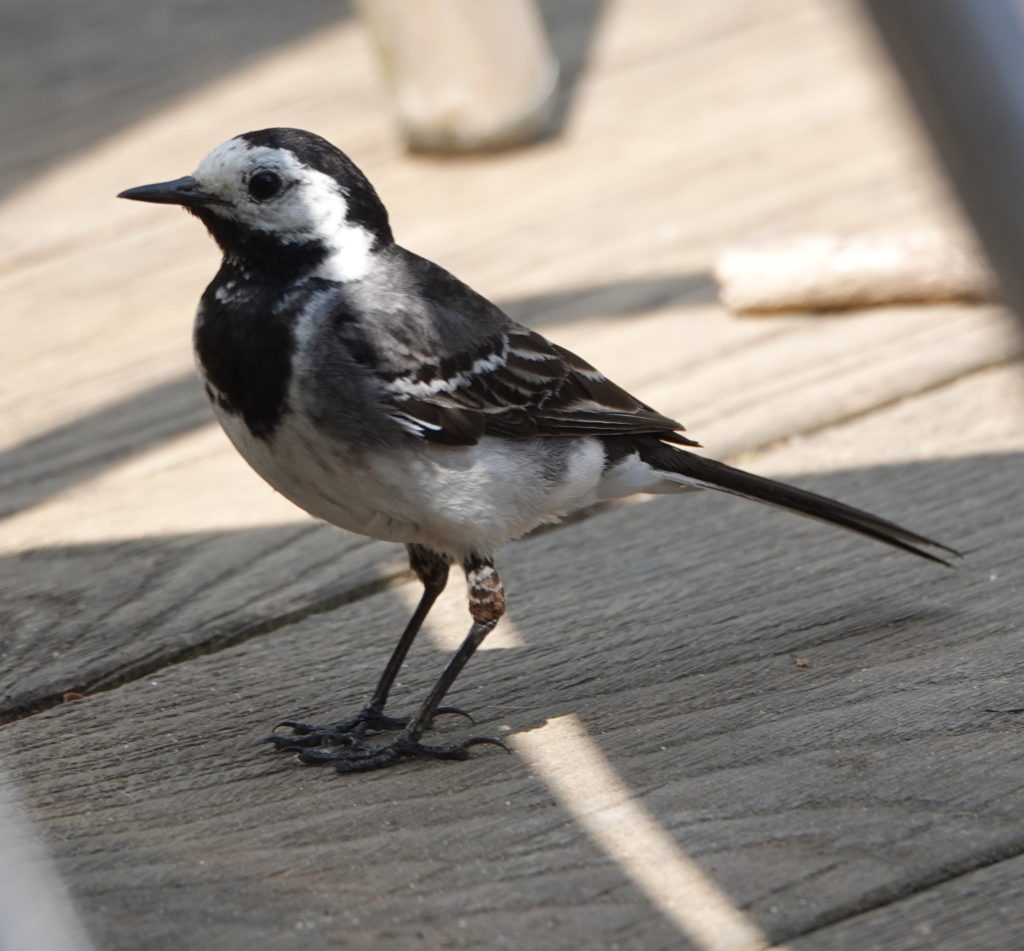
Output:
[
  {"left": 0, "top": 0, "right": 349, "bottom": 197},
  {"left": 2, "top": 299, "right": 1016, "bottom": 719},
  {"left": 2, "top": 364, "right": 1023, "bottom": 950},
  {"left": 5, "top": 0, "right": 1024, "bottom": 943},
  {"left": 752, "top": 361, "right": 1024, "bottom": 472},
  {"left": 2, "top": 0, "right": 1021, "bottom": 724},
  {"left": 777, "top": 852, "right": 1024, "bottom": 950},
  {"left": 1, "top": 0, "right": 955, "bottom": 273},
  {"left": 0, "top": 0, "right": 973, "bottom": 447}
]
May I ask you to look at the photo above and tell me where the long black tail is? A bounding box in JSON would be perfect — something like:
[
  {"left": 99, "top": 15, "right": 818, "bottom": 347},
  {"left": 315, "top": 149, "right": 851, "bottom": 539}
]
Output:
[{"left": 646, "top": 441, "right": 959, "bottom": 566}]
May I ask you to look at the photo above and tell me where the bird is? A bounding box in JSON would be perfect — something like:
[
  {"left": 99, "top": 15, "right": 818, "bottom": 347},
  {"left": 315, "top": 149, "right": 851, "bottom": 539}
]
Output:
[{"left": 118, "top": 127, "right": 957, "bottom": 773}]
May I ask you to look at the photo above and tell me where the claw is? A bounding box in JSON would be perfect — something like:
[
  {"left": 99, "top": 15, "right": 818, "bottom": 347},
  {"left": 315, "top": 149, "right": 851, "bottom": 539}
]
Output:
[
  {"left": 264, "top": 708, "right": 405, "bottom": 750},
  {"left": 263, "top": 702, "right": 499, "bottom": 771},
  {"left": 432, "top": 705, "right": 476, "bottom": 725},
  {"left": 275, "top": 731, "right": 511, "bottom": 773},
  {"left": 263, "top": 733, "right": 294, "bottom": 749},
  {"left": 463, "top": 736, "right": 511, "bottom": 754},
  {"left": 272, "top": 719, "right": 315, "bottom": 734},
  {"left": 265, "top": 704, "right": 478, "bottom": 753}
]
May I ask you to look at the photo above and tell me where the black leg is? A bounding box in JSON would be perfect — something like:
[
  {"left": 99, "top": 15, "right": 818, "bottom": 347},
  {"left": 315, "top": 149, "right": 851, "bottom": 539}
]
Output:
[
  {"left": 292, "top": 555, "right": 510, "bottom": 772},
  {"left": 265, "top": 545, "right": 456, "bottom": 750},
  {"left": 363, "top": 544, "right": 451, "bottom": 720}
]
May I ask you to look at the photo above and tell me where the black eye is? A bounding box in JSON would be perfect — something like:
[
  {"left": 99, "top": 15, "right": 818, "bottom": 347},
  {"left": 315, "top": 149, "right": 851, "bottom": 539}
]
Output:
[{"left": 248, "top": 170, "right": 283, "bottom": 201}]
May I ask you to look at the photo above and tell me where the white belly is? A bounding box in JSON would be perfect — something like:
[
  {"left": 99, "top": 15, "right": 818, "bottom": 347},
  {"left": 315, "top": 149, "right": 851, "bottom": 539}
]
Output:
[{"left": 213, "top": 405, "right": 609, "bottom": 560}]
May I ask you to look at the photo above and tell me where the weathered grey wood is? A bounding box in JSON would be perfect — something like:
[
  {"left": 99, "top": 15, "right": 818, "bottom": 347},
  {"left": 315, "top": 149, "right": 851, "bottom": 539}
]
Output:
[
  {"left": 0, "top": 518, "right": 404, "bottom": 719},
  {"left": 4, "top": 0, "right": 1024, "bottom": 947},
  {"left": 0, "top": 0, "right": 971, "bottom": 447},
  {"left": 8, "top": 0, "right": 1018, "bottom": 724},
  {"left": 0, "top": 0, "right": 351, "bottom": 200},
  {"left": 779, "top": 852, "right": 1024, "bottom": 950},
  {"left": 2, "top": 371, "right": 1022, "bottom": 950},
  {"left": 3, "top": 298, "right": 1016, "bottom": 720}
]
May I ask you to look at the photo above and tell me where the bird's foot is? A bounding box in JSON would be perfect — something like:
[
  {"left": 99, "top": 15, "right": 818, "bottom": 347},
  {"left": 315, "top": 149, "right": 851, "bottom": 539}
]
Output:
[
  {"left": 289, "top": 732, "right": 510, "bottom": 773},
  {"left": 263, "top": 705, "right": 472, "bottom": 750}
]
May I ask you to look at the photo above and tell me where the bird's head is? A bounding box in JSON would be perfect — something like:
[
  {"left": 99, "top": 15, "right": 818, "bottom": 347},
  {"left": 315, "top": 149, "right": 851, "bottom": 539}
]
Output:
[{"left": 118, "top": 128, "right": 393, "bottom": 280}]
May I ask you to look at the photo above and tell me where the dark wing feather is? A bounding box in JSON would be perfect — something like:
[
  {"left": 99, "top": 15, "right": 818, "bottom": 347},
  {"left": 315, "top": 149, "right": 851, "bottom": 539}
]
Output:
[
  {"left": 379, "top": 325, "right": 697, "bottom": 446},
  {"left": 321, "top": 246, "right": 696, "bottom": 447}
]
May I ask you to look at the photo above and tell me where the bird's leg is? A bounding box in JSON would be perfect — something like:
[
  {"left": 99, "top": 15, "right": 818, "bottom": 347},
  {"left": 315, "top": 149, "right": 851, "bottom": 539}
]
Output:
[
  {"left": 291, "top": 555, "right": 510, "bottom": 772},
  {"left": 266, "top": 545, "right": 457, "bottom": 750},
  {"left": 355, "top": 545, "right": 454, "bottom": 729}
]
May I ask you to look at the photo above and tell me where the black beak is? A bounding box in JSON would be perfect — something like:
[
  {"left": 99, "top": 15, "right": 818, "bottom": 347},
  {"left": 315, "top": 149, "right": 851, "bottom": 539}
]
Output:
[{"left": 117, "top": 175, "right": 224, "bottom": 207}]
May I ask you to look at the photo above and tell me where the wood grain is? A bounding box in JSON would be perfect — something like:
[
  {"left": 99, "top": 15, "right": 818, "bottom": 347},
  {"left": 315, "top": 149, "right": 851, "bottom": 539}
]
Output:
[
  {"left": 779, "top": 852, "right": 1024, "bottom": 950},
  {"left": 4, "top": 0, "right": 1024, "bottom": 947},
  {"left": 3, "top": 297, "right": 1016, "bottom": 720},
  {"left": 2, "top": 405, "right": 1022, "bottom": 950}
]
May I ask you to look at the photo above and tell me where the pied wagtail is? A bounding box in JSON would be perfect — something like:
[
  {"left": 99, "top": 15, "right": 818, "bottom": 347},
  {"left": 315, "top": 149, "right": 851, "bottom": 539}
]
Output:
[{"left": 119, "top": 128, "right": 957, "bottom": 773}]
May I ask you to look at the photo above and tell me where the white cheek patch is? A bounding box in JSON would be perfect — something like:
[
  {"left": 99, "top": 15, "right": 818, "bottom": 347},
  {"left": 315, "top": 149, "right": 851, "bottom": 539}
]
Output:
[
  {"left": 312, "top": 224, "right": 375, "bottom": 282},
  {"left": 193, "top": 138, "right": 377, "bottom": 281}
]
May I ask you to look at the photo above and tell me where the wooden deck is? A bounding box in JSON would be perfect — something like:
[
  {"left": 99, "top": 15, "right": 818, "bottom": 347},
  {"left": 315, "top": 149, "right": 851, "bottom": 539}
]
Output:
[{"left": 3, "top": 1, "right": 1024, "bottom": 948}]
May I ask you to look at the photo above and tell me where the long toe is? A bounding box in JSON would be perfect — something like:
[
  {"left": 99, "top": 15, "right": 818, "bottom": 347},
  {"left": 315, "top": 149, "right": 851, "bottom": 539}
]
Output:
[
  {"left": 264, "top": 707, "right": 411, "bottom": 750},
  {"left": 358, "top": 711, "right": 410, "bottom": 733},
  {"left": 263, "top": 731, "right": 360, "bottom": 750},
  {"left": 264, "top": 708, "right": 489, "bottom": 761},
  {"left": 282, "top": 733, "right": 509, "bottom": 773},
  {"left": 264, "top": 720, "right": 365, "bottom": 749}
]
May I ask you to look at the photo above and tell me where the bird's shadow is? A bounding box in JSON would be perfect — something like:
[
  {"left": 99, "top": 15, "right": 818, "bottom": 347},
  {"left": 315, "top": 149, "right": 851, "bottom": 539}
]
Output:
[
  {"left": 3, "top": 452, "right": 1021, "bottom": 951},
  {"left": 0, "top": 270, "right": 716, "bottom": 521},
  {"left": 3, "top": 452, "right": 1018, "bottom": 732}
]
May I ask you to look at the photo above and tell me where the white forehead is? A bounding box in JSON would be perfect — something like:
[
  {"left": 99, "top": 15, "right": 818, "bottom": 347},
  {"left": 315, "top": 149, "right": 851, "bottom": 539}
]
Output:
[{"left": 195, "top": 139, "right": 304, "bottom": 186}]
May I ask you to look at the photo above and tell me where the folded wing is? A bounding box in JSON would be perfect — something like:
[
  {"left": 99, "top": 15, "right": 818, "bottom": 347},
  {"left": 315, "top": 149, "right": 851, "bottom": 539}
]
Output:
[{"left": 378, "top": 325, "right": 697, "bottom": 446}]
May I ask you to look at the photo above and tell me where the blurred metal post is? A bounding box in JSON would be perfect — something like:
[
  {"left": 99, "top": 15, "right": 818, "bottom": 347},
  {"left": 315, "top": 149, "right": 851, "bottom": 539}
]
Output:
[{"left": 861, "top": 0, "right": 1024, "bottom": 327}]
